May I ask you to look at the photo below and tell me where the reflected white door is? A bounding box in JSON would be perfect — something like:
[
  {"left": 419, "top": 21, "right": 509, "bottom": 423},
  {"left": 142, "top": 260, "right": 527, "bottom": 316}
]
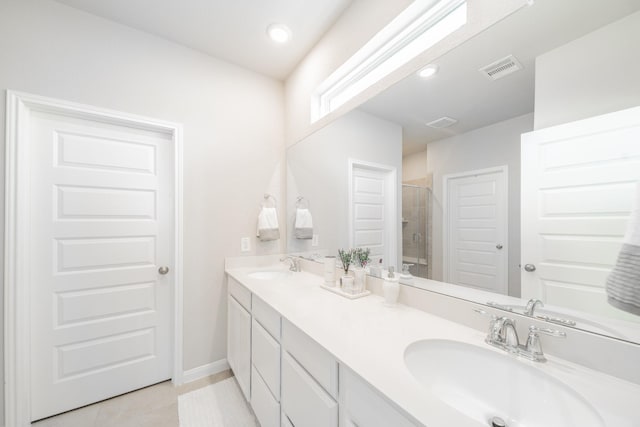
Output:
[
  {"left": 29, "top": 110, "right": 173, "bottom": 420},
  {"left": 350, "top": 162, "right": 397, "bottom": 268},
  {"left": 444, "top": 168, "right": 508, "bottom": 294},
  {"left": 521, "top": 107, "right": 640, "bottom": 320}
]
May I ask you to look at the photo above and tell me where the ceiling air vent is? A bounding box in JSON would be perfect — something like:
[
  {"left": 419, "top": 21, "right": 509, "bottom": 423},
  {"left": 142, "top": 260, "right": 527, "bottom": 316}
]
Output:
[
  {"left": 426, "top": 116, "right": 458, "bottom": 128},
  {"left": 479, "top": 54, "right": 522, "bottom": 80}
]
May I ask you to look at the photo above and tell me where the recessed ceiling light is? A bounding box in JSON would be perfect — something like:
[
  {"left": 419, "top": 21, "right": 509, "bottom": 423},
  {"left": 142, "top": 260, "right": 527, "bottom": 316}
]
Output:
[
  {"left": 267, "top": 24, "right": 292, "bottom": 44},
  {"left": 417, "top": 64, "right": 439, "bottom": 79}
]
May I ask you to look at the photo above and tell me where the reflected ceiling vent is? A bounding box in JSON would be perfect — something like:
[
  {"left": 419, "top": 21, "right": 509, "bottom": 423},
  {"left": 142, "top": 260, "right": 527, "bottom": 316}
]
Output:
[
  {"left": 479, "top": 54, "right": 522, "bottom": 80},
  {"left": 426, "top": 116, "right": 458, "bottom": 128}
]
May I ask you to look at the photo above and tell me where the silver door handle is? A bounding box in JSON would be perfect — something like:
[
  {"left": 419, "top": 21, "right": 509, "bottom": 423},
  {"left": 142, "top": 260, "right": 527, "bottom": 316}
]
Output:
[
  {"left": 524, "top": 264, "right": 536, "bottom": 272},
  {"left": 496, "top": 244, "right": 503, "bottom": 250},
  {"left": 158, "top": 266, "right": 170, "bottom": 275}
]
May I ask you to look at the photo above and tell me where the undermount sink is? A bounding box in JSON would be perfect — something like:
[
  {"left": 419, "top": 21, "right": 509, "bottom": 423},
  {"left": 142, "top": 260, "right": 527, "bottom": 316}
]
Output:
[
  {"left": 247, "top": 270, "right": 288, "bottom": 280},
  {"left": 404, "top": 339, "right": 604, "bottom": 427}
]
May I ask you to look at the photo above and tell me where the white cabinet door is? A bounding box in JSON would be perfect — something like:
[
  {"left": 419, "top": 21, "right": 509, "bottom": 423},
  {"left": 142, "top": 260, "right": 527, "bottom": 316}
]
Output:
[
  {"left": 521, "top": 106, "right": 640, "bottom": 320},
  {"left": 252, "top": 366, "right": 280, "bottom": 427},
  {"left": 228, "top": 295, "right": 251, "bottom": 400},
  {"left": 281, "top": 319, "right": 338, "bottom": 398},
  {"left": 281, "top": 352, "right": 338, "bottom": 427},
  {"left": 252, "top": 319, "right": 281, "bottom": 399},
  {"left": 340, "top": 368, "right": 417, "bottom": 427}
]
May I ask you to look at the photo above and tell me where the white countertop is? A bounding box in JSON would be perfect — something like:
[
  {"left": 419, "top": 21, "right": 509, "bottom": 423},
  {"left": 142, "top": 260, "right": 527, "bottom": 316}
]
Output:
[{"left": 226, "top": 264, "right": 640, "bottom": 427}]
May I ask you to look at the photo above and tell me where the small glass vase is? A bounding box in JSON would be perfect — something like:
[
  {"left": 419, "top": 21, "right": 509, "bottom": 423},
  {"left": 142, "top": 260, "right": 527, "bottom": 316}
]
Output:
[
  {"left": 341, "top": 274, "right": 355, "bottom": 293},
  {"left": 353, "top": 267, "right": 367, "bottom": 293}
]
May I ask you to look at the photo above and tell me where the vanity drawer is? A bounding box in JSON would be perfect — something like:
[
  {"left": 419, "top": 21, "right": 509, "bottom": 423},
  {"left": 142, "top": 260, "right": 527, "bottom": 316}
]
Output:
[
  {"left": 251, "top": 366, "right": 280, "bottom": 427},
  {"left": 228, "top": 276, "right": 251, "bottom": 311},
  {"left": 252, "top": 318, "right": 281, "bottom": 399},
  {"left": 253, "top": 296, "right": 281, "bottom": 340},
  {"left": 339, "top": 367, "right": 416, "bottom": 427},
  {"left": 281, "top": 352, "right": 338, "bottom": 427},
  {"left": 281, "top": 319, "right": 338, "bottom": 398}
]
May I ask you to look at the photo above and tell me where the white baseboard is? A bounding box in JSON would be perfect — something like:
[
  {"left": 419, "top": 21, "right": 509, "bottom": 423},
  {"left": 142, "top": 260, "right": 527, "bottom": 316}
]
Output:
[{"left": 181, "top": 358, "right": 230, "bottom": 384}]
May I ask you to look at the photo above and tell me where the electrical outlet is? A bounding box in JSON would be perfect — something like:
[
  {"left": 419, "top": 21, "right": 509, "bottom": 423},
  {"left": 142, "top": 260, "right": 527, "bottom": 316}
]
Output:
[
  {"left": 312, "top": 234, "right": 319, "bottom": 247},
  {"left": 240, "top": 237, "right": 251, "bottom": 252}
]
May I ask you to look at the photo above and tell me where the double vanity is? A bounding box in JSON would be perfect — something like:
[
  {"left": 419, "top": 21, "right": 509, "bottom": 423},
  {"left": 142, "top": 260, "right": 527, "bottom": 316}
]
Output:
[{"left": 226, "top": 256, "right": 640, "bottom": 427}]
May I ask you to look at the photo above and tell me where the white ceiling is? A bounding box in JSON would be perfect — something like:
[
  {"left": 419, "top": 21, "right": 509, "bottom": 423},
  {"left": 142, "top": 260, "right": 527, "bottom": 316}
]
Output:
[
  {"left": 358, "top": 0, "right": 640, "bottom": 155},
  {"left": 53, "top": 0, "right": 353, "bottom": 80}
]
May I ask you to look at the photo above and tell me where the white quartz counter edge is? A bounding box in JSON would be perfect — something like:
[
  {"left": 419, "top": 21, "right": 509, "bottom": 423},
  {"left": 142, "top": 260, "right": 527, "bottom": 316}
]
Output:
[{"left": 226, "top": 267, "right": 640, "bottom": 427}]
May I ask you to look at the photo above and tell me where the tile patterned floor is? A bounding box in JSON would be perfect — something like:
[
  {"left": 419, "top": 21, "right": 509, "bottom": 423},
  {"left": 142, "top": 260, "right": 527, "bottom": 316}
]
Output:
[{"left": 32, "top": 370, "right": 234, "bottom": 427}]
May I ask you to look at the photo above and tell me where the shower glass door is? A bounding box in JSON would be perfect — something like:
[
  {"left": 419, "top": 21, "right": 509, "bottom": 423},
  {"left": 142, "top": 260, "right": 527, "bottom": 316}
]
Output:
[{"left": 401, "top": 185, "right": 431, "bottom": 279}]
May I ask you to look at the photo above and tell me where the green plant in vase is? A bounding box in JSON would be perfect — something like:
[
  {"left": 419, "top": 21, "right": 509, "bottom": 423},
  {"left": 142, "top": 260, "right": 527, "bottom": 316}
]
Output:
[
  {"left": 338, "top": 248, "right": 354, "bottom": 276},
  {"left": 352, "top": 247, "right": 371, "bottom": 293},
  {"left": 354, "top": 247, "right": 371, "bottom": 269}
]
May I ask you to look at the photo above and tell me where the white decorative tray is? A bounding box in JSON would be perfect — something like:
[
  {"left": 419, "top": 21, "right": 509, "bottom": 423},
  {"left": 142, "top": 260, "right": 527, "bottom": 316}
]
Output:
[{"left": 320, "top": 283, "right": 371, "bottom": 299}]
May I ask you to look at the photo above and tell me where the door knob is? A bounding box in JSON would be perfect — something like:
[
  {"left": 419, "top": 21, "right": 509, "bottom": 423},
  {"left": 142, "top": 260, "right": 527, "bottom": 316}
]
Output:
[
  {"left": 496, "top": 244, "right": 503, "bottom": 250},
  {"left": 524, "top": 264, "right": 536, "bottom": 272},
  {"left": 158, "top": 266, "right": 170, "bottom": 275}
]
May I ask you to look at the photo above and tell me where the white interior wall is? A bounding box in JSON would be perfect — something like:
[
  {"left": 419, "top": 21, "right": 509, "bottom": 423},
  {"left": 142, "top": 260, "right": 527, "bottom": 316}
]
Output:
[
  {"left": 426, "top": 113, "right": 533, "bottom": 297},
  {"left": 402, "top": 150, "right": 428, "bottom": 183},
  {"left": 0, "top": 0, "right": 285, "bottom": 420},
  {"left": 287, "top": 110, "right": 403, "bottom": 267},
  {"left": 534, "top": 10, "right": 640, "bottom": 130}
]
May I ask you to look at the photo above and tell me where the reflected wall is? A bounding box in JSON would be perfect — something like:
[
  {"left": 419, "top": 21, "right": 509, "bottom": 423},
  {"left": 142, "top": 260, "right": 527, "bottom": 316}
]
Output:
[{"left": 286, "top": 110, "right": 403, "bottom": 264}]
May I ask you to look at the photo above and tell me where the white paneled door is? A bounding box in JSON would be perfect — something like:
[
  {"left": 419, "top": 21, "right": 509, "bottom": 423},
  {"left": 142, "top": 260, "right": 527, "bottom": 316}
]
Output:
[
  {"left": 350, "top": 162, "right": 397, "bottom": 268},
  {"left": 521, "top": 107, "right": 640, "bottom": 320},
  {"left": 28, "top": 110, "right": 174, "bottom": 420},
  {"left": 444, "top": 168, "right": 508, "bottom": 294}
]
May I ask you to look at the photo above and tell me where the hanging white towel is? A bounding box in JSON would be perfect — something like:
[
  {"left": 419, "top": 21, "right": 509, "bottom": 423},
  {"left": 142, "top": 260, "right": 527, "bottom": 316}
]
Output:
[
  {"left": 294, "top": 208, "right": 313, "bottom": 239},
  {"left": 606, "top": 181, "right": 640, "bottom": 315},
  {"left": 257, "top": 207, "right": 280, "bottom": 241}
]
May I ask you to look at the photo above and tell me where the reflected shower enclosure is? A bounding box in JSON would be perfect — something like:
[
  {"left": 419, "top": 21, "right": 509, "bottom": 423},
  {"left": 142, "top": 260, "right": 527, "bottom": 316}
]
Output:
[{"left": 402, "top": 185, "right": 432, "bottom": 279}]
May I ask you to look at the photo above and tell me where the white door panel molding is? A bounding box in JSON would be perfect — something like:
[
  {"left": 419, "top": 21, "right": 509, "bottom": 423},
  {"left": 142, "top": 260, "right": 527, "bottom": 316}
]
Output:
[
  {"left": 4, "top": 91, "right": 184, "bottom": 426},
  {"left": 348, "top": 159, "right": 398, "bottom": 269},
  {"left": 443, "top": 166, "right": 508, "bottom": 294}
]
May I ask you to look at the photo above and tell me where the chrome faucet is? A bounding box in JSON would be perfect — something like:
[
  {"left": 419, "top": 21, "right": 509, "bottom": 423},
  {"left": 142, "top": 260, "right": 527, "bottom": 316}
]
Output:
[
  {"left": 524, "top": 298, "right": 544, "bottom": 316},
  {"left": 486, "top": 316, "right": 519, "bottom": 352},
  {"left": 475, "top": 308, "right": 566, "bottom": 362},
  {"left": 280, "top": 256, "right": 301, "bottom": 272}
]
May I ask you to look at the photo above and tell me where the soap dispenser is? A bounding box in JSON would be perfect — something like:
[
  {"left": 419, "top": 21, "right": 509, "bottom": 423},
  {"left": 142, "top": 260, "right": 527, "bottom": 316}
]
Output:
[
  {"left": 383, "top": 266, "right": 400, "bottom": 306},
  {"left": 400, "top": 263, "right": 414, "bottom": 280}
]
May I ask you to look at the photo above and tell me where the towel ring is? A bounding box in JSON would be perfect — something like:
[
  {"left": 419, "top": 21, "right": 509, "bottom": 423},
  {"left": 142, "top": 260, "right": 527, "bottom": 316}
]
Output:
[
  {"left": 262, "top": 193, "right": 277, "bottom": 208},
  {"left": 296, "top": 196, "right": 310, "bottom": 209}
]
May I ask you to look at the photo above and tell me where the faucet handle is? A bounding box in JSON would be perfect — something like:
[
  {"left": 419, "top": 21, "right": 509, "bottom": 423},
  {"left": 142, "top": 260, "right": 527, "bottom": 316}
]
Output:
[
  {"left": 524, "top": 325, "right": 566, "bottom": 362},
  {"left": 529, "top": 325, "right": 566, "bottom": 338},
  {"left": 473, "top": 308, "right": 497, "bottom": 319},
  {"left": 473, "top": 308, "right": 502, "bottom": 342}
]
